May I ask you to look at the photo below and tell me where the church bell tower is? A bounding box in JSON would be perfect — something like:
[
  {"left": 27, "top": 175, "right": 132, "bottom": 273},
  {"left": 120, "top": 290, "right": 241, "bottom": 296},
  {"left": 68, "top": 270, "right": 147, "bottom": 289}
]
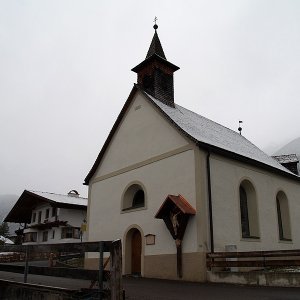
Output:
[{"left": 132, "top": 22, "right": 180, "bottom": 107}]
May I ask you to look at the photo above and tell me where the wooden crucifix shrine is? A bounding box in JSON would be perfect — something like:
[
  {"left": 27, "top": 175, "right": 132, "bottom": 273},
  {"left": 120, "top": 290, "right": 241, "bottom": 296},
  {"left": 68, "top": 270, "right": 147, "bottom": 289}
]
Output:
[{"left": 155, "top": 194, "right": 196, "bottom": 278}]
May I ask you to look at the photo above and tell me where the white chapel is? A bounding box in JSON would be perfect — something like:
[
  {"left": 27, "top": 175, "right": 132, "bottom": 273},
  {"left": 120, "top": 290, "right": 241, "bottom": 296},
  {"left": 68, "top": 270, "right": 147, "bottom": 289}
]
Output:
[{"left": 84, "top": 25, "right": 300, "bottom": 282}]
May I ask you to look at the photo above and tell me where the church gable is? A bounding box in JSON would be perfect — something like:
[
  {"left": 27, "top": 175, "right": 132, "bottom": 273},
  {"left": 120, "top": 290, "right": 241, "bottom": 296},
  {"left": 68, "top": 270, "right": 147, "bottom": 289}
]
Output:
[{"left": 93, "top": 90, "right": 190, "bottom": 179}]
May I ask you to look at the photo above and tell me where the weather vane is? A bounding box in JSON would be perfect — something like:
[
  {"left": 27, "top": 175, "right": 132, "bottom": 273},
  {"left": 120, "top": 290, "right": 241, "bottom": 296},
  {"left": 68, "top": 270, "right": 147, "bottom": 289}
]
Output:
[
  {"left": 238, "top": 120, "right": 243, "bottom": 135},
  {"left": 153, "top": 16, "right": 158, "bottom": 30}
]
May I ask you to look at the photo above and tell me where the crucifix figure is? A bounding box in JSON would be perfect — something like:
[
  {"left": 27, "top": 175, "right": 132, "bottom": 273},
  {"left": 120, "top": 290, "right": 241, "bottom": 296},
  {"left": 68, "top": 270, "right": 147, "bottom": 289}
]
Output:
[
  {"left": 170, "top": 210, "right": 180, "bottom": 236},
  {"left": 154, "top": 16, "right": 158, "bottom": 25}
]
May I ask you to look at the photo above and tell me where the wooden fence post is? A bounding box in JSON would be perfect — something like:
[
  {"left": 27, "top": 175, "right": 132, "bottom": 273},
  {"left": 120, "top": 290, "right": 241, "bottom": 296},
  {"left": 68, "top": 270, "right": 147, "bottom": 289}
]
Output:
[
  {"left": 110, "top": 239, "right": 122, "bottom": 300},
  {"left": 24, "top": 246, "right": 29, "bottom": 283},
  {"left": 99, "top": 241, "right": 104, "bottom": 300}
]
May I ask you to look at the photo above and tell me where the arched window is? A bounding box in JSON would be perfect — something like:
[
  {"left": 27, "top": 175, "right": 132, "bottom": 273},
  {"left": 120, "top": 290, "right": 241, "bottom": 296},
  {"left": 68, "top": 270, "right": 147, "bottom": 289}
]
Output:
[
  {"left": 122, "top": 184, "right": 145, "bottom": 211},
  {"left": 276, "top": 191, "right": 292, "bottom": 241},
  {"left": 239, "top": 180, "right": 259, "bottom": 239}
]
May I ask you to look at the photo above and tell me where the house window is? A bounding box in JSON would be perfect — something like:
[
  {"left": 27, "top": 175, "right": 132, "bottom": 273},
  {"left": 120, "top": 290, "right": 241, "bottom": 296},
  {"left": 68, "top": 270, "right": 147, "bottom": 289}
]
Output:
[
  {"left": 52, "top": 207, "right": 57, "bottom": 217},
  {"left": 24, "top": 232, "right": 37, "bottom": 242},
  {"left": 276, "top": 191, "right": 292, "bottom": 241},
  {"left": 122, "top": 184, "right": 146, "bottom": 211},
  {"left": 38, "top": 211, "right": 42, "bottom": 223},
  {"left": 239, "top": 180, "right": 259, "bottom": 239},
  {"left": 52, "top": 230, "right": 55, "bottom": 239},
  {"left": 42, "top": 231, "right": 48, "bottom": 242},
  {"left": 61, "top": 227, "right": 80, "bottom": 239},
  {"left": 45, "top": 209, "right": 49, "bottom": 219},
  {"left": 32, "top": 212, "right": 36, "bottom": 223}
]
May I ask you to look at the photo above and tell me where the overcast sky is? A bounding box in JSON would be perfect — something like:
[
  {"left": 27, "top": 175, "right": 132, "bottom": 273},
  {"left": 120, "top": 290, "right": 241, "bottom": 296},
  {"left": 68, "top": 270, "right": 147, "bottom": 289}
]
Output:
[{"left": 1, "top": 0, "right": 300, "bottom": 198}]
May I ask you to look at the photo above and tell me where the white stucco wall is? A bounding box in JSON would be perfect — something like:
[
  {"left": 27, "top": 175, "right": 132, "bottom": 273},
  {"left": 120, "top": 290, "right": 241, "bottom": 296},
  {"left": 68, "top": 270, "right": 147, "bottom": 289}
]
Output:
[
  {"left": 88, "top": 92, "right": 199, "bottom": 256},
  {"left": 88, "top": 149, "right": 198, "bottom": 255},
  {"left": 59, "top": 208, "right": 87, "bottom": 227},
  {"left": 94, "top": 92, "right": 190, "bottom": 178},
  {"left": 210, "top": 154, "right": 300, "bottom": 252}
]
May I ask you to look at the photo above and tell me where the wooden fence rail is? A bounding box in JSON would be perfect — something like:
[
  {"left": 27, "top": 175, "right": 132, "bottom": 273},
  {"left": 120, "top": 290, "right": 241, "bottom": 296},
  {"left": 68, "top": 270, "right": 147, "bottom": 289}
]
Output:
[
  {"left": 0, "top": 239, "right": 122, "bottom": 300},
  {"left": 207, "top": 249, "right": 300, "bottom": 269},
  {"left": 0, "top": 241, "right": 112, "bottom": 254}
]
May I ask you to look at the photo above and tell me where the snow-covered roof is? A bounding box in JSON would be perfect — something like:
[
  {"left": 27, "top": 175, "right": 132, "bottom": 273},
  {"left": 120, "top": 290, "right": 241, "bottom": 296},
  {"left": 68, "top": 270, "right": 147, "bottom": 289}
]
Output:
[
  {"left": 146, "top": 92, "right": 296, "bottom": 176},
  {"left": 0, "top": 235, "right": 14, "bottom": 244},
  {"left": 272, "top": 154, "right": 299, "bottom": 164},
  {"left": 30, "top": 191, "right": 88, "bottom": 206}
]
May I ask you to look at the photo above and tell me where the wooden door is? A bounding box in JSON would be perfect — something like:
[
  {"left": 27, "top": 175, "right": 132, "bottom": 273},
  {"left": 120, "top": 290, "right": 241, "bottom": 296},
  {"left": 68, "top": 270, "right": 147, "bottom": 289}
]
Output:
[{"left": 131, "top": 230, "right": 141, "bottom": 274}]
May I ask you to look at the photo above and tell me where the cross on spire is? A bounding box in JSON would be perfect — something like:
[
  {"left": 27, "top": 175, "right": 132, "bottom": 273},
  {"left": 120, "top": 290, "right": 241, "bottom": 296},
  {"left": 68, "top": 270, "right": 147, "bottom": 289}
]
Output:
[{"left": 153, "top": 16, "right": 158, "bottom": 30}]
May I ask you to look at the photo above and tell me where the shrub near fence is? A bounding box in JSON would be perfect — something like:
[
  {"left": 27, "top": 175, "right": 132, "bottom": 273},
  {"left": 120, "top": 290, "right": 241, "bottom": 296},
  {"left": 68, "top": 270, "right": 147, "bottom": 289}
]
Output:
[{"left": 0, "top": 252, "right": 25, "bottom": 263}]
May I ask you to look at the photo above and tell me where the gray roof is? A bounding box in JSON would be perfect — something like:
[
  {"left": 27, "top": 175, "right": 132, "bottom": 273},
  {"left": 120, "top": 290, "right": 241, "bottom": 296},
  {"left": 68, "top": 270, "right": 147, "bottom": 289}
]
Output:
[
  {"left": 145, "top": 92, "right": 296, "bottom": 176},
  {"left": 272, "top": 154, "right": 299, "bottom": 164},
  {"left": 30, "top": 191, "right": 88, "bottom": 206}
]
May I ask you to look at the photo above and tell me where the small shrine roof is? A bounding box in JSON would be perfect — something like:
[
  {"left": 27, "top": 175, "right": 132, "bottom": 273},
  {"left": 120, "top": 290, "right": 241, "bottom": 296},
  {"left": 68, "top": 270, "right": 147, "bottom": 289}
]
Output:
[{"left": 155, "top": 194, "right": 196, "bottom": 219}]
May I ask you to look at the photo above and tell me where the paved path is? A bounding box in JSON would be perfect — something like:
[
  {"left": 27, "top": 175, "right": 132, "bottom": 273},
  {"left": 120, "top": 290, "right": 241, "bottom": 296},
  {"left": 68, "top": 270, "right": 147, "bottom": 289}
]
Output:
[
  {"left": 123, "top": 277, "right": 300, "bottom": 300},
  {"left": 1, "top": 270, "right": 300, "bottom": 299}
]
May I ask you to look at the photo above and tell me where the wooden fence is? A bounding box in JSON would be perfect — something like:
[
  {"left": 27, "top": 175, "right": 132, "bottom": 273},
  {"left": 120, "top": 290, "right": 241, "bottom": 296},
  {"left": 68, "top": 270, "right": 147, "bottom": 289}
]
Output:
[
  {"left": 207, "top": 249, "right": 300, "bottom": 269},
  {"left": 0, "top": 239, "right": 122, "bottom": 300}
]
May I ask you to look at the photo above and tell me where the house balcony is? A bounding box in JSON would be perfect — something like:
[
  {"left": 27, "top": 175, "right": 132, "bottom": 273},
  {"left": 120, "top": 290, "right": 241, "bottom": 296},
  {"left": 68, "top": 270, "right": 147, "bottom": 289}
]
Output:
[{"left": 28, "top": 220, "right": 68, "bottom": 230}]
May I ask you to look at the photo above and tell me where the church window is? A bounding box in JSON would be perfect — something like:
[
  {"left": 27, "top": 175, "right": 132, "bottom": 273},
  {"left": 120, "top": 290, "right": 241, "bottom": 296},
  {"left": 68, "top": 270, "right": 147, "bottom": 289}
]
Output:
[
  {"left": 122, "top": 184, "right": 146, "bottom": 211},
  {"left": 239, "top": 180, "right": 259, "bottom": 239},
  {"left": 276, "top": 191, "right": 292, "bottom": 241},
  {"left": 240, "top": 186, "right": 250, "bottom": 237},
  {"left": 132, "top": 190, "right": 145, "bottom": 208}
]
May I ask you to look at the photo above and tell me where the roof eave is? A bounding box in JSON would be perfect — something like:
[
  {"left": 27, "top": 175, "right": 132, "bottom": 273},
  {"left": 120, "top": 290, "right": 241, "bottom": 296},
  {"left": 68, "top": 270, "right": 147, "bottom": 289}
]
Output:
[
  {"left": 84, "top": 85, "right": 139, "bottom": 185},
  {"left": 4, "top": 190, "right": 47, "bottom": 223},
  {"left": 131, "top": 54, "right": 180, "bottom": 73},
  {"left": 196, "top": 141, "right": 300, "bottom": 182}
]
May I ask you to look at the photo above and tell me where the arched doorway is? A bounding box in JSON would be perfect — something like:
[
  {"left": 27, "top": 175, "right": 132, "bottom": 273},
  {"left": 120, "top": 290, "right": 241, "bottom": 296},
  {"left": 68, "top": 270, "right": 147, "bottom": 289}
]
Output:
[
  {"left": 124, "top": 227, "right": 143, "bottom": 276},
  {"left": 131, "top": 229, "right": 141, "bottom": 275}
]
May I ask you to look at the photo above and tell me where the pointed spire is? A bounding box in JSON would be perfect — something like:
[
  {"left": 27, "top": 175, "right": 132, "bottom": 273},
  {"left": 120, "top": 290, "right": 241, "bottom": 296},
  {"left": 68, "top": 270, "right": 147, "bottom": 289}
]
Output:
[
  {"left": 146, "top": 27, "right": 166, "bottom": 59},
  {"left": 132, "top": 20, "right": 179, "bottom": 107}
]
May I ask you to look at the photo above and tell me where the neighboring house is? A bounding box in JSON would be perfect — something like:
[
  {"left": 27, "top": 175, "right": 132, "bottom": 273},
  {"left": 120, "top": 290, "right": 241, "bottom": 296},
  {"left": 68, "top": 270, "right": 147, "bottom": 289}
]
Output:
[
  {"left": 272, "top": 154, "right": 299, "bottom": 175},
  {"left": 274, "top": 137, "right": 300, "bottom": 175},
  {"left": 84, "top": 25, "right": 300, "bottom": 282},
  {"left": 5, "top": 190, "right": 87, "bottom": 245}
]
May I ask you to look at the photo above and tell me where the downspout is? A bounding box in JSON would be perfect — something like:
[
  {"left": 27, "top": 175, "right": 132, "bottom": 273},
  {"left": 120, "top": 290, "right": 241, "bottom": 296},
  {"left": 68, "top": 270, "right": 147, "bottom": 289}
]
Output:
[{"left": 206, "top": 151, "right": 214, "bottom": 253}]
